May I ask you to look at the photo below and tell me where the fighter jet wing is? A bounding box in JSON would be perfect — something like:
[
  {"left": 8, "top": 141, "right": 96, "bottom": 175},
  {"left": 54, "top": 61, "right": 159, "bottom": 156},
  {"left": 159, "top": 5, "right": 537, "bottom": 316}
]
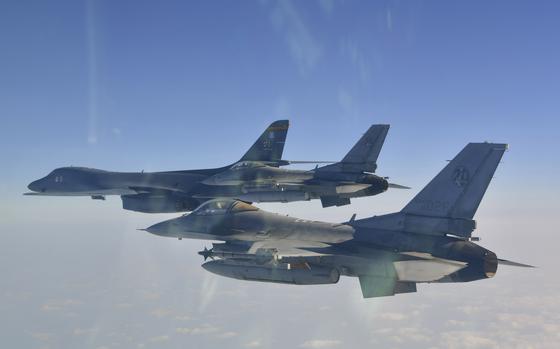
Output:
[
  {"left": 395, "top": 252, "right": 467, "bottom": 282},
  {"left": 247, "top": 240, "right": 333, "bottom": 260},
  {"left": 359, "top": 276, "right": 417, "bottom": 298},
  {"left": 355, "top": 252, "right": 467, "bottom": 298}
]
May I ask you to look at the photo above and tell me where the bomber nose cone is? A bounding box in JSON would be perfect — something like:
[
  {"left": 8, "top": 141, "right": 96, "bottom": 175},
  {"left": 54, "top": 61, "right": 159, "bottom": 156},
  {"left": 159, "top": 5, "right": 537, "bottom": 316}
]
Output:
[{"left": 27, "top": 180, "right": 43, "bottom": 192}]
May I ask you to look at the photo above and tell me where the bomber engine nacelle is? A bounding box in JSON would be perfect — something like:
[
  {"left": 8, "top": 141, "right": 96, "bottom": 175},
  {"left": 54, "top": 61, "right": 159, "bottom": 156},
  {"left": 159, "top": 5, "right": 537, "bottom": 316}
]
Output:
[
  {"left": 202, "top": 260, "right": 340, "bottom": 285},
  {"left": 121, "top": 194, "right": 200, "bottom": 213}
]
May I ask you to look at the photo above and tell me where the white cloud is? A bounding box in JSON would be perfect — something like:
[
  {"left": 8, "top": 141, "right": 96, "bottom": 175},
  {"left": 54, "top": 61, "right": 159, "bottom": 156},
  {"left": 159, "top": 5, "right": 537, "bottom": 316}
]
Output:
[
  {"left": 397, "top": 327, "right": 431, "bottom": 343},
  {"left": 245, "top": 340, "right": 262, "bottom": 348},
  {"left": 317, "top": 0, "right": 336, "bottom": 17},
  {"left": 386, "top": 8, "right": 393, "bottom": 32},
  {"left": 456, "top": 304, "right": 482, "bottom": 315},
  {"left": 299, "top": 339, "right": 342, "bottom": 348},
  {"left": 174, "top": 314, "right": 191, "bottom": 321},
  {"left": 267, "top": 0, "right": 322, "bottom": 75},
  {"left": 41, "top": 299, "right": 82, "bottom": 312},
  {"left": 175, "top": 325, "right": 219, "bottom": 335},
  {"left": 337, "top": 88, "right": 360, "bottom": 121},
  {"left": 379, "top": 312, "right": 408, "bottom": 321},
  {"left": 73, "top": 327, "right": 98, "bottom": 336},
  {"left": 217, "top": 331, "right": 238, "bottom": 338},
  {"left": 439, "top": 331, "right": 499, "bottom": 349},
  {"left": 148, "top": 335, "right": 169, "bottom": 343},
  {"left": 446, "top": 319, "right": 468, "bottom": 327},
  {"left": 340, "top": 40, "right": 371, "bottom": 82},
  {"left": 31, "top": 332, "right": 54, "bottom": 342},
  {"left": 150, "top": 308, "right": 173, "bottom": 318},
  {"left": 138, "top": 290, "right": 160, "bottom": 300}
]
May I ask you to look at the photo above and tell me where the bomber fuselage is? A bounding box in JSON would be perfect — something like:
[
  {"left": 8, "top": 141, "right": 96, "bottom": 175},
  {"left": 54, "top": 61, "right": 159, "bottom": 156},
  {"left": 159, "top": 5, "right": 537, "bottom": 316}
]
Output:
[{"left": 26, "top": 166, "right": 219, "bottom": 196}]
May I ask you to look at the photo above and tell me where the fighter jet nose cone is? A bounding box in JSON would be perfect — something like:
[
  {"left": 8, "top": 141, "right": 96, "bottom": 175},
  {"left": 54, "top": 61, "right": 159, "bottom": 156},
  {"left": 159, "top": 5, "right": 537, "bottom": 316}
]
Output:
[
  {"left": 146, "top": 222, "right": 164, "bottom": 235},
  {"left": 146, "top": 220, "right": 178, "bottom": 237}
]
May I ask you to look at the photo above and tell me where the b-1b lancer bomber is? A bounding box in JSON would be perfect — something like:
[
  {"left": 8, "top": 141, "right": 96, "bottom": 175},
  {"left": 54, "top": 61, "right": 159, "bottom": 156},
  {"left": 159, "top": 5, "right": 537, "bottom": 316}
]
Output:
[
  {"left": 26, "top": 120, "right": 292, "bottom": 212},
  {"left": 145, "top": 143, "right": 533, "bottom": 298},
  {"left": 26, "top": 121, "right": 405, "bottom": 212}
]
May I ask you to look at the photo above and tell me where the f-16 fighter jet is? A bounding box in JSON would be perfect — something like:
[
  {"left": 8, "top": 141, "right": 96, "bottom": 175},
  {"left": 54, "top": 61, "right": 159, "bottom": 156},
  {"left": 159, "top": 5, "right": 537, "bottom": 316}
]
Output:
[
  {"left": 26, "top": 121, "right": 403, "bottom": 212},
  {"left": 145, "top": 142, "right": 532, "bottom": 298},
  {"left": 197, "top": 124, "right": 406, "bottom": 208}
]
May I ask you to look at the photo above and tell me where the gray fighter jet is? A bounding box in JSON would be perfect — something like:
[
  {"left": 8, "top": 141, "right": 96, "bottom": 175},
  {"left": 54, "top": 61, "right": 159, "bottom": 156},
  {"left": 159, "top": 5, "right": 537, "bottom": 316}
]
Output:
[
  {"left": 26, "top": 122, "right": 403, "bottom": 212},
  {"left": 197, "top": 124, "right": 406, "bottom": 208},
  {"left": 145, "top": 142, "right": 533, "bottom": 298}
]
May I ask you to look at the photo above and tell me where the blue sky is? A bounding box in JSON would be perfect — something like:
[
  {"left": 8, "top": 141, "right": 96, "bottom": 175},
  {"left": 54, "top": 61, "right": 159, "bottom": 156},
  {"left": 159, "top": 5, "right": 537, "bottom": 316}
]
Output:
[{"left": 1, "top": 1, "right": 560, "bottom": 348}]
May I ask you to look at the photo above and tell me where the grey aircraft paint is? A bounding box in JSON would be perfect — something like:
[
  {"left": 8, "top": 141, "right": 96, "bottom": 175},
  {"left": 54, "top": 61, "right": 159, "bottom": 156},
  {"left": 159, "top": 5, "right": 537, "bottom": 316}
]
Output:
[
  {"left": 198, "top": 124, "right": 398, "bottom": 208},
  {"left": 26, "top": 122, "right": 403, "bottom": 212},
  {"left": 25, "top": 120, "right": 289, "bottom": 212},
  {"left": 144, "top": 142, "right": 533, "bottom": 298}
]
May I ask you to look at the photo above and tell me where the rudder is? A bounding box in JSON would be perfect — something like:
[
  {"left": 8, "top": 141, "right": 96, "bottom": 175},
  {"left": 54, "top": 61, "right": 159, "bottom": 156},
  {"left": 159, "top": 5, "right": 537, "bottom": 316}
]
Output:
[
  {"left": 240, "top": 120, "right": 289, "bottom": 163},
  {"left": 402, "top": 142, "right": 507, "bottom": 219},
  {"left": 317, "top": 124, "right": 389, "bottom": 173},
  {"left": 341, "top": 124, "right": 389, "bottom": 172}
]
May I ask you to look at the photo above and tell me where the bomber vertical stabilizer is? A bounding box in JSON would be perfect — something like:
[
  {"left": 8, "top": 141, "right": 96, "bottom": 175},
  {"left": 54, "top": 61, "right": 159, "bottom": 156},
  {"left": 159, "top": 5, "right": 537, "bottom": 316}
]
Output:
[{"left": 239, "top": 120, "right": 289, "bottom": 164}]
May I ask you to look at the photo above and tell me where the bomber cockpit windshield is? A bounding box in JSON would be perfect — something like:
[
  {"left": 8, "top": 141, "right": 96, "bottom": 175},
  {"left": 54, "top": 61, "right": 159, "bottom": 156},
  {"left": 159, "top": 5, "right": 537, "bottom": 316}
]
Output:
[{"left": 191, "top": 199, "right": 258, "bottom": 216}]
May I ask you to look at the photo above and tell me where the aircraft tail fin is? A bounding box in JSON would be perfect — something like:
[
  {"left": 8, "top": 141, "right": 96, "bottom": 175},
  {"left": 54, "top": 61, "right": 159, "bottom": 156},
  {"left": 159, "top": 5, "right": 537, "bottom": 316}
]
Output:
[
  {"left": 317, "top": 124, "right": 389, "bottom": 173},
  {"left": 239, "top": 120, "right": 289, "bottom": 164},
  {"left": 401, "top": 142, "right": 507, "bottom": 219}
]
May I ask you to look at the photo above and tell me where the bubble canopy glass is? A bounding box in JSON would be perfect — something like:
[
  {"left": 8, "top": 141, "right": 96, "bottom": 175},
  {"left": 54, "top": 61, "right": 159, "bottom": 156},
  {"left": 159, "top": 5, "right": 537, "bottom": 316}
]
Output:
[{"left": 190, "top": 199, "right": 259, "bottom": 216}]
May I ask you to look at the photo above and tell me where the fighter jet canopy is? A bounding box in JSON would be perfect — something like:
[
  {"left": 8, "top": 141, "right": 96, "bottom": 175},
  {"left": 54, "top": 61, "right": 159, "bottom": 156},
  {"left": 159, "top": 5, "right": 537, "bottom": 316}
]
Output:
[{"left": 190, "top": 199, "right": 259, "bottom": 216}]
